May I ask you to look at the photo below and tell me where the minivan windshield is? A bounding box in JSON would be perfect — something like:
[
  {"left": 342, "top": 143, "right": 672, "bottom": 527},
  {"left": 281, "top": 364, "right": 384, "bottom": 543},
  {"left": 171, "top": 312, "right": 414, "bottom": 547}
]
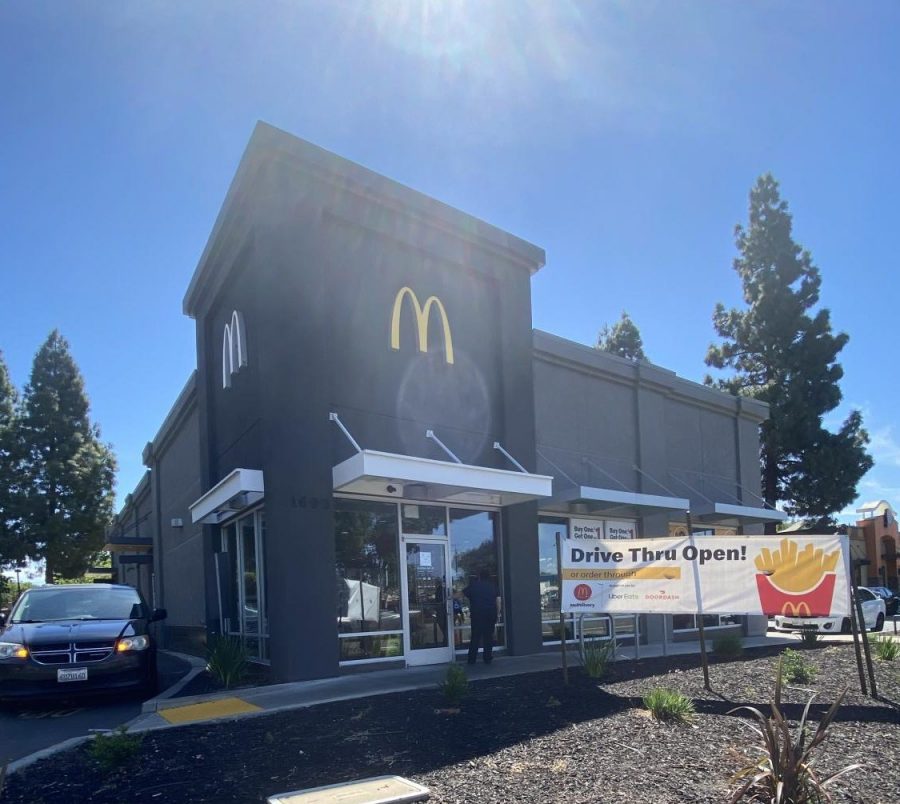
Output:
[{"left": 10, "top": 588, "right": 146, "bottom": 623}]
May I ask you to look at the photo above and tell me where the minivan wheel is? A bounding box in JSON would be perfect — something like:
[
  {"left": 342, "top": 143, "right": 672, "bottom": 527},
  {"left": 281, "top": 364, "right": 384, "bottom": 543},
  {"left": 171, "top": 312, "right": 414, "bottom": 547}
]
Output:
[
  {"left": 874, "top": 614, "right": 885, "bottom": 632},
  {"left": 841, "top": 617, "right": 852, "bottom": 634}
]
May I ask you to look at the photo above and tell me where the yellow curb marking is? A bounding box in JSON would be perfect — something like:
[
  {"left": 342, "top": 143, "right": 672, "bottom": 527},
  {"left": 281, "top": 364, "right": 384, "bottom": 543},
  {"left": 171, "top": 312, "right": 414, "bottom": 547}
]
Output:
[{"left": 160, "top": 697, "right": 262, "bottom": 725}]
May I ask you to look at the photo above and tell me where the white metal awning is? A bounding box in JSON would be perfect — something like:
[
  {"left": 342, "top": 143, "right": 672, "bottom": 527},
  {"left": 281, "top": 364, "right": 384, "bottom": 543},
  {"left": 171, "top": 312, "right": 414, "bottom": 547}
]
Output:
[
  {"left": 332, "top": 449, "right": 553, "bottom": 507},
  {"left": 691, "top": 501, "right": 786, "bottom": 527},
  {"left": 541, "top": 485, "right": 690, "bottom": 518},
  {"left": 189, "top": 468, "right": 265, "bottom": 524}
]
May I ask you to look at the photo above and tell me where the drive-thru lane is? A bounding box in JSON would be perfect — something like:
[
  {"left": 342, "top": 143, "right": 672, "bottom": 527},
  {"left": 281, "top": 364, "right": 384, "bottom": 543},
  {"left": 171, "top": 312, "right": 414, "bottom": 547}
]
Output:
[{"left": 0, "top": 651, "right": 192, "bottom": 764}]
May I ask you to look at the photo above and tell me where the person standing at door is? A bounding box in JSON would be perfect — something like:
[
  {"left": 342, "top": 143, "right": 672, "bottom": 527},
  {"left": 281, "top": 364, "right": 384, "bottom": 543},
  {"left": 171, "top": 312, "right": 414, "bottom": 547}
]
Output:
[{"left": 464, "top": 569, "right": 500, "bottom": 665}]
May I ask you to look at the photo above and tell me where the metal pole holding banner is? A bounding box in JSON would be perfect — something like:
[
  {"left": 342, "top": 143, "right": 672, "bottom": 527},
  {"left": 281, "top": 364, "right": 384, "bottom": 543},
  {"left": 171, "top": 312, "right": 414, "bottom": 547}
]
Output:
[
  {"left": 846, "top": 558, "right": 868, "bottom": 696},
  {"left": 556, "top": 531, "right": 569, "bottom": 686},
  {"left": 686, "top": 511, "right": 712, "bottom": 691},
  {"left": 849, "top": 570, "right": 877, "bottom": 697}
]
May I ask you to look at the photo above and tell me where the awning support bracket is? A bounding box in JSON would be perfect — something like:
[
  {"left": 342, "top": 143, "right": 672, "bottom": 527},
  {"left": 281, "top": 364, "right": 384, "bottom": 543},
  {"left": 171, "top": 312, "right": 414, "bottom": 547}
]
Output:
[
  {"left": 426, "top": 429, "right": 461, "bottom": 464},
  {"left": 535, "top": 448, "right": 578, "bottom": 489},
  {"left": 329, "top": 412, "right": 362, "bottom": 454},
  {"left": 631, "top": 464, "right": 681, "bottom": 499},
  {"left": 668, "top": 471, "right": 715, "bottom": 504},
  {"left": 583, "top": 457, "right": 631, "bottom": 492},
  {"left": 493, "top": 441, "right": 527, "bottom": 474}
]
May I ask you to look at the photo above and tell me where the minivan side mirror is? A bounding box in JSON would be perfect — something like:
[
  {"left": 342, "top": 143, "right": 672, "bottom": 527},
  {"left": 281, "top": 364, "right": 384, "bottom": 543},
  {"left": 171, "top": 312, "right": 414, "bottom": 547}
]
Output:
[{"left": 150, "top": 608, "right": 168, "bottom": 623}]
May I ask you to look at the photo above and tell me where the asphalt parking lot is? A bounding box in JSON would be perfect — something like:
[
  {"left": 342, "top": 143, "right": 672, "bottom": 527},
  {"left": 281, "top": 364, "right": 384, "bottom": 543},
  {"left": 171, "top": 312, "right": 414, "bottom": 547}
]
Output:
[{"left": 0, "top": 651, "right": 192, "bottom": 764}]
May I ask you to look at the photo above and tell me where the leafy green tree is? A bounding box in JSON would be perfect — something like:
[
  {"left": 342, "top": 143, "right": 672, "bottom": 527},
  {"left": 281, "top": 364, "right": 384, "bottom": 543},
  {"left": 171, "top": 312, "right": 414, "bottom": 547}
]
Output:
[
  {"left": 597, "top": 311, "right": 647, "bottom": 360},
  {"left": 0, "top": 351, "right": 26, "bottom": 570},
  {"left": 706, "top": 174, "right": 872, "bottom": 531},
  {"left": 19, "top": 331, "right": 116, "bottom": 582}
]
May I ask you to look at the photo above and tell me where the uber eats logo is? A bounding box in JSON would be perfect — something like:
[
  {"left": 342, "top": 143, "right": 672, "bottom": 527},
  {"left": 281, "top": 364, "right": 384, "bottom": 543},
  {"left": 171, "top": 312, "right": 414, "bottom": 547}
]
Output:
[{"left": 390, "top": 286, "right": 454, "bottom": 365}]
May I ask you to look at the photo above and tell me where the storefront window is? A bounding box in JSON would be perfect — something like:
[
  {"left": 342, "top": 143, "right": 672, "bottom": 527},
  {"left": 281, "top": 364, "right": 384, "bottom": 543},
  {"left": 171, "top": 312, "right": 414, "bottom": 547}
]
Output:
[
  {"left": 335, "top": 499, "right": 404, "bottom": 662},
  {"left": 449, "top": 509, "right": 503, "bottom": 650},
  {"left": 538, "top": 517, "right": 573, "bottom": 643},
  {"left": 220, "top": 508, "right": 268, "bottom": 661},
  {"left": 538, "top": 516, "right": 640, "bottom": 644},
  {"left": 672, "top": 614, "right": 741, "bottom": 631},
  {"left": 401, "top": 504, "right": 447, "bottom": 536}
]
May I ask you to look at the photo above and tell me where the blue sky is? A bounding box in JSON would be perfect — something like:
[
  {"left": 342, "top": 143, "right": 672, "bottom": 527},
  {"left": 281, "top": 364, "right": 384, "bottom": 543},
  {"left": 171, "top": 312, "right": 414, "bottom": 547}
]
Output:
[{"left": 1, "top": 1, "right": 898, "bottom": 523}]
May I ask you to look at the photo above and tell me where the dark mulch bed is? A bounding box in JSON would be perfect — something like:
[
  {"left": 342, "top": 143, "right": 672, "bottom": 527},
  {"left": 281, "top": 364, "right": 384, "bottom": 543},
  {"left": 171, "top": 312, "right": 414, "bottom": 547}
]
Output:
[{"left": 3, "top": 643, "right": 899, "bottom": 803}]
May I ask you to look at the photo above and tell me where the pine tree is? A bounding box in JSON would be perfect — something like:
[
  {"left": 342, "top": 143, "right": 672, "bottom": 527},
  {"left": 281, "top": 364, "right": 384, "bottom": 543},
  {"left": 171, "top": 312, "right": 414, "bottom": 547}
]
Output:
[
  {"left": 19, "top": 331, "right": 116, "bottom": 582},
  {"left": 0, "top": 351, "right": 26, "bottom": 569},
  {"left": 597, "top": 311, "right": 647, "bottom": 361},
  {"left": 706, "top": 174, "right": 872, "bottom": 530}
]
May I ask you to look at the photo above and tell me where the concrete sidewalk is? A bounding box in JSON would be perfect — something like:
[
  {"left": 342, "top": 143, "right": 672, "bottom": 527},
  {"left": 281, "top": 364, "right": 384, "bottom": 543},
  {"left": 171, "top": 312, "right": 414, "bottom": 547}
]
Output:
[{"left": 127, "top": 632, "right": 800, "bottom": 732}]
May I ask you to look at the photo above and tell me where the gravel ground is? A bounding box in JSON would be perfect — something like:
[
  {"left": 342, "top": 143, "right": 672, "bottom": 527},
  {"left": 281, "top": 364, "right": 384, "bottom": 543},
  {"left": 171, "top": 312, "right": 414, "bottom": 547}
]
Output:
[{"left": 2, "top": 643, "right": 898, "bottom": 803}]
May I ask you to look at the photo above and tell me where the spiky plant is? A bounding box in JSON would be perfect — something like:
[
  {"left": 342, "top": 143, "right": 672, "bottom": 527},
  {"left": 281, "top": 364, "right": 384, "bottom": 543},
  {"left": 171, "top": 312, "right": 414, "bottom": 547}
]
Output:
[
  {"left": 439, "top": 663, "right": 469, "bottom": 707},
  {"left": 873, "top": 634, "right": 899, "bottom": 662},
  {"left": 729, "top": 657, "right": 860, "bottom": 803},
  {"left": 642, "top": 688, "right": 695, "bottom": 724},
  {"left": 579, "top": 637, "right": 617, "bottom": 679}
]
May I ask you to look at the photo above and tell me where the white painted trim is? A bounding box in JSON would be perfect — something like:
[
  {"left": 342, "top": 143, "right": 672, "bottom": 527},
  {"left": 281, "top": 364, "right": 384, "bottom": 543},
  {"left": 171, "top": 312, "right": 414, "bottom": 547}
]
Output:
[
  {"left": 332, "top": 449, "right": 553, "bottom": 503},
  {"left": 549, "top": 485, "right": 690, "bottom": 513},
  {"left": 692, "top": 501, "right": 786, "bottom": 524},
  {"left": 189, "top": 468, "right": 264, "bottom": 524}
]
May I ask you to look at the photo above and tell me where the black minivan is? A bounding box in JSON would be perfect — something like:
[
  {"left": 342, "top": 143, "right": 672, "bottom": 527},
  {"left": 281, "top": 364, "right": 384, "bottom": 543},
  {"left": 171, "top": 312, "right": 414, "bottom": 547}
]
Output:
[{"left": 0, "top": 584, "right": 166, "bottom": 702}]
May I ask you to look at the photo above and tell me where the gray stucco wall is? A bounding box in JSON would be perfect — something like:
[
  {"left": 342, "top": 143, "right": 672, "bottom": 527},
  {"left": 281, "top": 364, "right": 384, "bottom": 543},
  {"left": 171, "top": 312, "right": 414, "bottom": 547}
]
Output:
[
  {"left": 142, "top": 376, "right": 205, "bottom": 655},
  {"left": 533, "top": 330, "right": 767, "bottom": 533},
  {"left": 533, "top": 331, "right": 770, "bottom": 641},
  {"left": 185, "top": 125, "right": 545, "bottom": 680}
]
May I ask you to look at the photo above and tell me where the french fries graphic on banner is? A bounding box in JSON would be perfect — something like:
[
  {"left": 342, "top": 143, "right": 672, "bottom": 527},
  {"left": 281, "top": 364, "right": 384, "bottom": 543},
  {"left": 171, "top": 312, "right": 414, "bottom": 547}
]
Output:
[
  {"left": 560, "top": 534, "right": 850, "bottom": 617},
  {"left": 754, "top": 538, "right": 841, "bottom": 617}
]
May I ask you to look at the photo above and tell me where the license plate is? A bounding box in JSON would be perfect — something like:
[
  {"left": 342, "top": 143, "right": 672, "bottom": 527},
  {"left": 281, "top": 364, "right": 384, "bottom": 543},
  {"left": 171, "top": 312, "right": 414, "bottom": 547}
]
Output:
[{"left": 57, "top": 667, "right": 88, "bottom": 683}]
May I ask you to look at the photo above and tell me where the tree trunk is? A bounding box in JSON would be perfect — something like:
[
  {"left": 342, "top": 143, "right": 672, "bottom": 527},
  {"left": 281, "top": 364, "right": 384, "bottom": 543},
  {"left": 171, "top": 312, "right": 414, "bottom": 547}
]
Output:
[
  {"left": 45, "top": 557, "right": 55, "bottom": 585},
  {"left": 763, "top": 452, "right": 779, "bottom": 536}
]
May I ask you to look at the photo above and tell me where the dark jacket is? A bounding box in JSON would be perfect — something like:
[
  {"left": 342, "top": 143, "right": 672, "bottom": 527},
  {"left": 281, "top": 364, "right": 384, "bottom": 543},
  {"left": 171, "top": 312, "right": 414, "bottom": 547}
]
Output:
[{"left": 464, "top": 578, "right": 498, "bottom": 621}]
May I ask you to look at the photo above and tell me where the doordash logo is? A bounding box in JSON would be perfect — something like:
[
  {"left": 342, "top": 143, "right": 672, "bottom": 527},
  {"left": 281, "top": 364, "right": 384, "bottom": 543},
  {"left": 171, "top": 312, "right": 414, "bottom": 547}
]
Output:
[{"left": 390, "top": 286, "right": 454, "bottom": 365}]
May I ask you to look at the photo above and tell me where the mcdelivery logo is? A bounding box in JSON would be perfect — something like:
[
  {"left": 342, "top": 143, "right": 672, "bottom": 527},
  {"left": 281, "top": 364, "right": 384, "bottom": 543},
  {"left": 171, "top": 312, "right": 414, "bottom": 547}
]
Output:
[{"left": 574, "top": 584, "right": 592, "bottom": 601}]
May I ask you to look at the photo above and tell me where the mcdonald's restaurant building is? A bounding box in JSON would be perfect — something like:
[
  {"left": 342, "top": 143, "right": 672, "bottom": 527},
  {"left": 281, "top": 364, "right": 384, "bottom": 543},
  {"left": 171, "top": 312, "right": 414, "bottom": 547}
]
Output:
[{"left": 105, "top": 123, "right": 785, "bottom": 682}]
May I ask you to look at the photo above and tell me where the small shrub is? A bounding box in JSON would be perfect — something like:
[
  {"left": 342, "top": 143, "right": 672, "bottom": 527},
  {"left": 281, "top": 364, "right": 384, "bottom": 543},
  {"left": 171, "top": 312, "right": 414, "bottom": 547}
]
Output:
[
  {"left": 207, "top": 635, "right": 248, "bottom": 688},
  {"left": 642, "top": 688, "right": 695, "bottom": 724},
  {"left": 712, "top": 633, "right": 744, "bottom": 658},
  {"left": 781, "top": 648, "right": 816, "bottom": 684},
  {"left": 87, "top": 726, "right": 142, "bottom": 770},
  {"left": 873, "top": 634, "right": 899, "bottom": 661},
  {"left": 579, "top": 637, "right": 616, "bottom": 679},
  {"left": 798, "top": 628, "right": 821, "bottom": 647},
  {"left": 729, "top": 657, "right": 860, "bottom": 803},
  {"left": 439, "top": 663, "right": 469, "bottom": 707}
]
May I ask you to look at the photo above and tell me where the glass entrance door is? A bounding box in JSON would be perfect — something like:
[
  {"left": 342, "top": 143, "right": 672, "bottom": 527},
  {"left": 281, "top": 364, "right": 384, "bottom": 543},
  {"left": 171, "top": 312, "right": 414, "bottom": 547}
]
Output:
[{"left": 403, "top": 539, "right": 453, "bottom": 665}]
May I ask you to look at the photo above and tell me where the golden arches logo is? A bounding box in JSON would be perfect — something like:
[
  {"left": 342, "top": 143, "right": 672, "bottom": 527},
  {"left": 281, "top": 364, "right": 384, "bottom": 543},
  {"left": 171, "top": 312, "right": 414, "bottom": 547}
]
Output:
[
  {"left": 390, "top": 286, "right": 454, "bottom": 364},
  {"left": 781, "top": 602, "right": 812, "bottom": 617}
]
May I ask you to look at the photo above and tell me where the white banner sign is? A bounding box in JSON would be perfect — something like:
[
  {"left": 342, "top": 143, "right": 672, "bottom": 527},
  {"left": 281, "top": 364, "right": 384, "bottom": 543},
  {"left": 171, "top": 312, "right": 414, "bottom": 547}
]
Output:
[{"left": 561, "top": 535, "right": 850, "bottom": 617}]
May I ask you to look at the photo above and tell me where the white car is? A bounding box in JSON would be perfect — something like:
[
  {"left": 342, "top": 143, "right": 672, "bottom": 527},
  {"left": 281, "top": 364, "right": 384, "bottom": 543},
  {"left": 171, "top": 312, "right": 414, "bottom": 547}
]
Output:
[{"left": 774, "top": 586, "right": 886, "bottom": 634}]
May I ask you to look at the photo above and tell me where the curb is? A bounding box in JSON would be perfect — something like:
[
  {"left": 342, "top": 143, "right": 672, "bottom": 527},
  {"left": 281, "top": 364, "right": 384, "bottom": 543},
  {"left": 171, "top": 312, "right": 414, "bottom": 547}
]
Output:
[
  {"left": 6, "top": 735, "right": 92, "bottom": 776},
  {"left": 140, "top": 650, "right": 208, "bottom": 713},
  {"left": 7, "top": 649, "right": 204, "bottom": 777}
]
